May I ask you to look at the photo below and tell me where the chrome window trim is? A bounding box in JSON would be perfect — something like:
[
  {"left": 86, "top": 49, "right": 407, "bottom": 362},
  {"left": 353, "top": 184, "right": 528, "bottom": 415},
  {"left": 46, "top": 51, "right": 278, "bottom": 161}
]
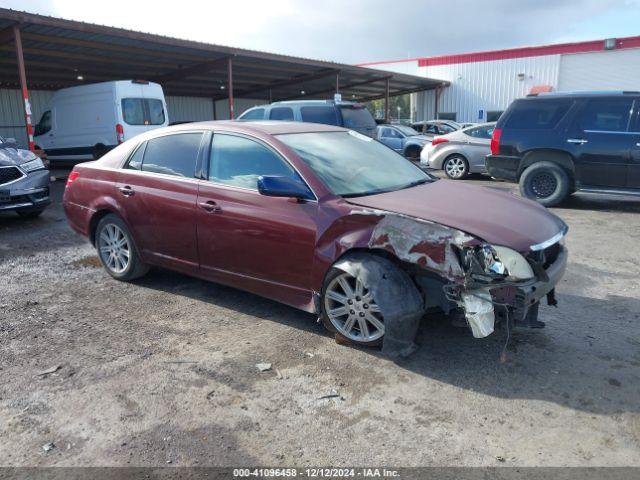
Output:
[
  {"left": 584, "top": 130, "right": 640, "bottom": 135},
  {"left": 0, "top": 165, "right": 27, "bottom": 187},
  {"left": 530, "top": 225, "right": 569, "bottom": 251}
]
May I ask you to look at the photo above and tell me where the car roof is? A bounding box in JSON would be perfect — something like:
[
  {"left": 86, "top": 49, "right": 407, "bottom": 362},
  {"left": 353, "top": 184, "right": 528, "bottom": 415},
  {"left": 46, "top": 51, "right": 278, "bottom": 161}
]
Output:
[
  {"left": 527, "top": 90, "right": 640, "bottom": 99},
  {"left": 269, "top": 100, "right": 361, "bottom": 107},
  {"left": 156, "top": 120, "right": 347, "bottom": 136}
]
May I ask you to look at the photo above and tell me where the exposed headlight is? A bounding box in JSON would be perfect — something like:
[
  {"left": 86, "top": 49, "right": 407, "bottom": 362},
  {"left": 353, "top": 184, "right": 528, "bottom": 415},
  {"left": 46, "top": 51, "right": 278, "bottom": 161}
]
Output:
[
  {"left": 460, "top": 244, "right": 534, "bottom": 281},
  {"left": 21, "top": 158, "right": 45, "bottom": 172}
]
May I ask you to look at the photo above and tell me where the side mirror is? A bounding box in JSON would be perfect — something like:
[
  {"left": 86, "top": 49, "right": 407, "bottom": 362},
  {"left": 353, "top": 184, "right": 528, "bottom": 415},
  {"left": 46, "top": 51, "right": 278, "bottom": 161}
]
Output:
[{"left": 257, "top": 175, "right": 313, "bottom": 200}]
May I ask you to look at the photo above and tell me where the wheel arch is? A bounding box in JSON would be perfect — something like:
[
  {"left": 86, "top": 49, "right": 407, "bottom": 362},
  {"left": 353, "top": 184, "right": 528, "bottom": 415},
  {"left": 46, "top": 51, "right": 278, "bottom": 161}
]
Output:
[{"left": 518, "top": 149, "right": 576, "bottom": 184}]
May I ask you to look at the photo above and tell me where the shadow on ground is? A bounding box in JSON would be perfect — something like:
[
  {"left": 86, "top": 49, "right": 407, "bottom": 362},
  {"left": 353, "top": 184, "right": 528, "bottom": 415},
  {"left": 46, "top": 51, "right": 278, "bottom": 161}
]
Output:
[{"left": 135, "top": 267, "right": 640, "bottom": 417}]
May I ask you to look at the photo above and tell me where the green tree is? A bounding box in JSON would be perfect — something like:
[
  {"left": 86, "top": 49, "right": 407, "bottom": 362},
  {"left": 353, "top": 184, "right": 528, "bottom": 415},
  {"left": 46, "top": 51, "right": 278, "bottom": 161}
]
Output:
[{"left": 366, "top": 94, "right": 411, "bottom": 122}]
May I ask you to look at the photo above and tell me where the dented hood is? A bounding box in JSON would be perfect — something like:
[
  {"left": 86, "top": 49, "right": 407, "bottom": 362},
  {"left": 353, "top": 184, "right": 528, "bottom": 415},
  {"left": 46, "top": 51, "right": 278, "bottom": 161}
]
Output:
[{"left": 346, "top": 179, "right": 567, "bottom": 252}]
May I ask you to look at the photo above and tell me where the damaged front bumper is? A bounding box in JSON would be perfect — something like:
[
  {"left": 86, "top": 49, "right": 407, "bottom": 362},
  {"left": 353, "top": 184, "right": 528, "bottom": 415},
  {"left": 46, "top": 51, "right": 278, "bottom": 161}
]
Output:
[{"left": 454, "top": 243, "right": 568, "bottom": 338}]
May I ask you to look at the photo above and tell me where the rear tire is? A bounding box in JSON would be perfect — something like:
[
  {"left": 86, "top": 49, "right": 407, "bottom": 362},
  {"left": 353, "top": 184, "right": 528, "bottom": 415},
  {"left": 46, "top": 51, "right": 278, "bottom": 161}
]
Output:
[
  {"left": 95, "top": 214, "right": 149, "bottom": 281},
  {"left": 519, "top": 161, "right": 570, "bottom": 207},
  {"left": 443, "top": 155, "right": 469, "bottom": 179}
]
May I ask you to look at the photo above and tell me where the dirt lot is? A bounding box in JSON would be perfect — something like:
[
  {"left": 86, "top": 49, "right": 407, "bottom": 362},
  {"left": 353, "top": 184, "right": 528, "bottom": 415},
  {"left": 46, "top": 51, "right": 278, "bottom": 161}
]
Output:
[{"left": 1, "top": 169, "right": 639, "bottom": 467}]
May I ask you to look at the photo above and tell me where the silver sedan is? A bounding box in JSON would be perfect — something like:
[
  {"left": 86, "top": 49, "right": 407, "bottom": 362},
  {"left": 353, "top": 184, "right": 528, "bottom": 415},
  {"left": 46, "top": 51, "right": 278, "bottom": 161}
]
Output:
[{"left": 420, "top": 123, "right": 495, "bottom": 179}]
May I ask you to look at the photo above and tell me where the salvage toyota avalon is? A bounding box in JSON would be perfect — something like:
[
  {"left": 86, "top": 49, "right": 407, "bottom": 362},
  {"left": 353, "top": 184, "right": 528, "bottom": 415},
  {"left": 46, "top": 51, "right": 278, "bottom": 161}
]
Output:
[{"left": 63, "top": 121, "right": 568, "bottom": 353}]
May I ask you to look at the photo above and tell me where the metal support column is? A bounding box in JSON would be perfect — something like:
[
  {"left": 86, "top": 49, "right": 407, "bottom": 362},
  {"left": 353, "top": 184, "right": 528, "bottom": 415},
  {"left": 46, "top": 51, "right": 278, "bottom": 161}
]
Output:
[
  {"left": 335, "top": 72, "right": 340, "bottom": 94},
  {"left": 227, "top": 57, "right": 235, "bottom": 120},
  {"left": 384, "top": 78, "right": 390, "bottom": 123},
  {"left": 13, "top": 26, "right": 34, "bottom": 151}
]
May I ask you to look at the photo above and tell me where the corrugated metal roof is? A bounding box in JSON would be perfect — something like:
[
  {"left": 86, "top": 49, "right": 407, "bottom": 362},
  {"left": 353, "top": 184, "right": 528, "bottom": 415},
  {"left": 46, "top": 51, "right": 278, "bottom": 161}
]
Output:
[{"left": 0, "top": 8, "right": 446, "bottom": 101}]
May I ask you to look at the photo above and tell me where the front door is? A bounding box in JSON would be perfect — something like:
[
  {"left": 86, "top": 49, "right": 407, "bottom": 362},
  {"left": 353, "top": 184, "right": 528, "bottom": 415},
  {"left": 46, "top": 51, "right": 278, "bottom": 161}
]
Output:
[
  {"left": 628, "top": 99, "right": 640, "bottom": 189},
  {"left": 196, "top": 132, "right": 317, "bottom": 307},
  {"left": 379, "top": 127, "right": 404, "bottom": 152},
  {"left": 116, "top": 131, "right": 205, "bottom": 271},
  {"left": 567, "top": 97, "right": 634, "bottom": 188}
]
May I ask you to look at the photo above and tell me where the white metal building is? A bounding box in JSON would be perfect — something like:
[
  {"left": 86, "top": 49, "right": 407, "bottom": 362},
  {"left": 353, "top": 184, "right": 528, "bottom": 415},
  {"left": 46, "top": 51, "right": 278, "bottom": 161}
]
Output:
[{"left": 360, "top": 36, "right": 640, "bottom": 123}]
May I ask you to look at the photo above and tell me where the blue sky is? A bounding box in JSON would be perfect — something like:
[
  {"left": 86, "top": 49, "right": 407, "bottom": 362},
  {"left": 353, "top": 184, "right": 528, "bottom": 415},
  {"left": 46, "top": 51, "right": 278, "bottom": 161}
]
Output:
[{"left": 2, "top": 0, "right": 639, "bottom": 63}]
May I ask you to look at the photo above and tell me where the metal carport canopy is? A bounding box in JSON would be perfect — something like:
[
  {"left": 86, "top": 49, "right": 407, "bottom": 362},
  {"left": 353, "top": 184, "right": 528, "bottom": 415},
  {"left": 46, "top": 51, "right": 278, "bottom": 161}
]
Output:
[{"left": 0, "top": 8, "right": 446, "bottom": 108}]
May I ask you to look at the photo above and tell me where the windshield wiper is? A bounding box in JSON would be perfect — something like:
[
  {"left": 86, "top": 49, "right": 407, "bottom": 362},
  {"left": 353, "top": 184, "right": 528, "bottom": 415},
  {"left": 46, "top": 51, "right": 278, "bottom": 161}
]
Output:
[{"left": 341, "top": 178, "right": 431, "bottom": 198}]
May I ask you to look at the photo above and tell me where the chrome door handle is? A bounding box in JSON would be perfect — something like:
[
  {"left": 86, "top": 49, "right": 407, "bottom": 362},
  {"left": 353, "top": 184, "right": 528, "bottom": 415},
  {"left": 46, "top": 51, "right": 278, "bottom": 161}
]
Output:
[
  {"left": 198, "top": 200, "right": 221, "bottom": 213},
  {"left": 567, "top": 138, "right": 588, "bottom": 145},
  {"left": 118, "top": 186, "right": 134, "bottom": 196}
]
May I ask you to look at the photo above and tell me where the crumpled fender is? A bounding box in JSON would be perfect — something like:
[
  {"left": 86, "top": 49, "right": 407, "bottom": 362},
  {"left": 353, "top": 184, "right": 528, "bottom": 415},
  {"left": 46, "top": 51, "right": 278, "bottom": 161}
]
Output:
[{"left": 333, "top": 252, "right": 424, "bottom": 358}]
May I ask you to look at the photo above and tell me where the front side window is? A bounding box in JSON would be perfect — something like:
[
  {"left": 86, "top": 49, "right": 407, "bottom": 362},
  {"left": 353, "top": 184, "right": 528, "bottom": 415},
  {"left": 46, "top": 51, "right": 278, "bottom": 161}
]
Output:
[
  {"left": 269, "top": 107, "right": 294, "bottom": 121},
  {"left": 140, "top": 133, "right": 203, "bottom": 177},
  {"left": 239, "top": 108, "right": 265, "bottom": 120},
  {"left": 300, "top": 106, "right": 339, "bottom": 126},
  {"left": 577, "top": 98, "right": 633, "bottom": 132},
  {"left": 122, "top": 98, "right": 166, "bottom": 126},
  {"left": 36, "top": 111, "right": 52, "bottom": 136},
  {"left": 277, "top": 131, "right": 431, "bottom": 197},
  {"left": 380, "top": 128, "right": 402, "bottom": 139},
  {"left": 209, "top": 133, "right": 300, "bottom": 190}
]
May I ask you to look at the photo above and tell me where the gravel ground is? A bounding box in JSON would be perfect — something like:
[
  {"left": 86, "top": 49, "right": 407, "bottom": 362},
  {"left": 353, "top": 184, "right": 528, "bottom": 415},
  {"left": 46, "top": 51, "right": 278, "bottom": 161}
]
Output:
[{"left": 0, "top": 169, "right": 639, "bottom": 467}]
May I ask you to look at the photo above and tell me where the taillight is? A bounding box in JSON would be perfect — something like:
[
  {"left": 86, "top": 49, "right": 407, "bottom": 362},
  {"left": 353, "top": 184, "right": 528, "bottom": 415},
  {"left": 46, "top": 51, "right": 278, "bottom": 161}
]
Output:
[
  {"left": 116, "top": 123, "right": 125, "bottom": 144},
  {"left": 66, "top": 170, "right": 79, "bottom": 188},
  {"left": 490, "top": 128, "right": 502, "bottom": 155},
  {"left": 431, "top": 137, "right": 449, "bottom": 147}
]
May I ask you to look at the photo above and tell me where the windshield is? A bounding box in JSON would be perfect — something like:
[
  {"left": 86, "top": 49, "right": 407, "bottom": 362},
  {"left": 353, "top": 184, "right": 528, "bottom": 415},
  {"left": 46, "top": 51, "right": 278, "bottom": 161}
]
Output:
[
  {"left": 395, "top": 125, "right": 420, "bottom": 136},
  {"left": 339, "top": 107, "right": 376, "bottom": 129},
  {"left": 277, "top": 131, "right": 432, "bottom": 197}
]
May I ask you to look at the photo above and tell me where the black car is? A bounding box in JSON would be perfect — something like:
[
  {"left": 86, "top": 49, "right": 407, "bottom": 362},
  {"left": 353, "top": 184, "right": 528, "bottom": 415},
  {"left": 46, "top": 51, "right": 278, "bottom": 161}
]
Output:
[
  {"left": 0, "top": 136, "right": 50, "bottom": 218},
  {"left": 486, "top": 91, "right": 640, "bottom": 206}
]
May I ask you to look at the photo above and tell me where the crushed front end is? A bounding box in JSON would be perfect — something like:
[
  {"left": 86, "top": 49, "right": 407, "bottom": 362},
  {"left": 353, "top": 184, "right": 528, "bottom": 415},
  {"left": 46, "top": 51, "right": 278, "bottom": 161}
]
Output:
[{"left": 445, "top": 227, "right": 568, "bottom": 338}]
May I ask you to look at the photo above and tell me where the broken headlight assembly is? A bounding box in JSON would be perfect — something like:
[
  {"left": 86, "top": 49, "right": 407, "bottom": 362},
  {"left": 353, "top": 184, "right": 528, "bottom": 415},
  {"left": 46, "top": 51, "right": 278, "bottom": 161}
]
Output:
[{"left": 458, "top": 244, "right": 534, "bottom": 282}]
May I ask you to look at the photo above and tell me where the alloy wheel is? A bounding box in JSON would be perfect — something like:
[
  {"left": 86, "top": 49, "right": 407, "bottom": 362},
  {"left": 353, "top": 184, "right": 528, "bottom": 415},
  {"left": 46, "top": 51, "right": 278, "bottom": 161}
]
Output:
[
  {"left": 324, "top": 272, "right": 384, "bottom": 342},
  {"left": 98, "top": 223, "right": 130, "bottom": 274},
  {"left": 445, "top": 157, "right": 466, "bottom": 178}
]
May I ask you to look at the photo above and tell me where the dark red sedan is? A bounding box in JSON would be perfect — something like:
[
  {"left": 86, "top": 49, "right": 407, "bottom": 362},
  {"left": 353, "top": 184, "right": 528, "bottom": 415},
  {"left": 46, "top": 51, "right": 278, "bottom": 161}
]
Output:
[{"left": 64, "top": 121, "right": 568, "bottom": 351}]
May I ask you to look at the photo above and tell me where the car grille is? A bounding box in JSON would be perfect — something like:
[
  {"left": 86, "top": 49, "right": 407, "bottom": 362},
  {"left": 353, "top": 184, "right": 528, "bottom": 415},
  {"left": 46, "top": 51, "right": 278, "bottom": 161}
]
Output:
[{"left": 0, "top": 166, "right": 24, "bottom": 186}]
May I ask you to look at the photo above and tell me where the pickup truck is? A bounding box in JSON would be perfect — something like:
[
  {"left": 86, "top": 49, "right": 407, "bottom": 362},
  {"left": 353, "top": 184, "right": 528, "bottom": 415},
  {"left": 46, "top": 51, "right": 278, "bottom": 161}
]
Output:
[{"left": 376, "top": 124, "right": 431, "bottom": 160}]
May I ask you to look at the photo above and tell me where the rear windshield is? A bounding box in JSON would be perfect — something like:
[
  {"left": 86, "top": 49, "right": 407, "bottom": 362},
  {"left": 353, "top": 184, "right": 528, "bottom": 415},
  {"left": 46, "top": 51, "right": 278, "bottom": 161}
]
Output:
[
  {"left": 122, "top": 98, "right": 166, "bottom": 126},
  {"left": 505, "top": 99, "right": 572, "bottom": 129},
  {"left": 339, "top": 106, "right": 376, "bottom": 129}
]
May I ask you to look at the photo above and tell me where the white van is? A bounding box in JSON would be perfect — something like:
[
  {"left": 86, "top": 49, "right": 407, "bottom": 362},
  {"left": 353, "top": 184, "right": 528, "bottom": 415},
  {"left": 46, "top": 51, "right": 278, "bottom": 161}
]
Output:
[{"left": 34, "top": 80, "right": 169, "bottom": 161}]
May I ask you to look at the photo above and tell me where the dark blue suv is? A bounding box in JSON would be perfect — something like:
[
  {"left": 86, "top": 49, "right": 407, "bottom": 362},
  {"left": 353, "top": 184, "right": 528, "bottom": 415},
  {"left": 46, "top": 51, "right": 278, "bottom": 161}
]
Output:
[
  {"left": 237, "top": 100, "right": 377, "bottom": 138},
  {"left": 486, "top": 91, "right": 640, "bottom": 206}
]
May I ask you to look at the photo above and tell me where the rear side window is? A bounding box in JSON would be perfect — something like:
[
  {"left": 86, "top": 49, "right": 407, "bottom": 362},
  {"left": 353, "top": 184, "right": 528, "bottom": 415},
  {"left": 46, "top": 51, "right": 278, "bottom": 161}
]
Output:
[
  {"left": 576, "top": 98, "right": 633, "bottom": 132},
  {"left": 140, "top": 133, "right": 202, "bottom": 177},
  {"left": 339, "top": 107, "right": 376, "bottom": 128},
  {"left": 505, "top": 99, "right": 572, "bottom": 129},
  {"left": 239, "top": 108, "right": 265, "bottom": 120},
  {"left": 300, "top": 106, "right": 339, "bottom": 126},
  {"left": 122, "top": 98, "right": 166, "bottom": 126},
  {"left": 126, "top": 142, "right": 146, "bottom": 170},
  {"left": 209, "top": 134, "right": 300, "bottom": 190},
  {"left": 269, "top": 107, "right": 294, "bottom": 121},
  {"left": 466, "top": 125, "right": 494, "bottom": 139}
]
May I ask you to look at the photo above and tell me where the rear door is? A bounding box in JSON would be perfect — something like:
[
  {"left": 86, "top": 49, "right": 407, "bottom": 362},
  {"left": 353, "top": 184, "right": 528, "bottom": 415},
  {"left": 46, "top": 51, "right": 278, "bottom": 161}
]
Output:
[
  {"left": 567, "top": 96, "right": 634, "bottom": 187},
  {"left": 116, "top": 131, "right": 206, "bottom": 271},
  {"left": 628, "top": 98, "right": 640, "bottom": 188},
  {"left": 196, "top": 132, "right": 317, "bottom": 305},
  {"left": 462, "top": 125, "right": 493, "bottom": 171}
]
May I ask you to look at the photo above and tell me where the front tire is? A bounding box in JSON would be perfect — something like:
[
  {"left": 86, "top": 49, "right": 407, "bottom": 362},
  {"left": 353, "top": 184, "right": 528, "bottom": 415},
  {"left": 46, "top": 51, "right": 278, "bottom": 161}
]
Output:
[
  {"left": 321, "top": 267, "right": 385, "bottom": 347},
  {"left": 95, "top": 214, "right": 149, "bottom": 281},
  {"left": 443, "top": 155, "right": 469, "bottom": 179},
  {"left": 519, "top": 161, "right": 570, "bottom": 207},
  {"left": 405, "top": 146, "right": 421, "bottom": 161}
]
